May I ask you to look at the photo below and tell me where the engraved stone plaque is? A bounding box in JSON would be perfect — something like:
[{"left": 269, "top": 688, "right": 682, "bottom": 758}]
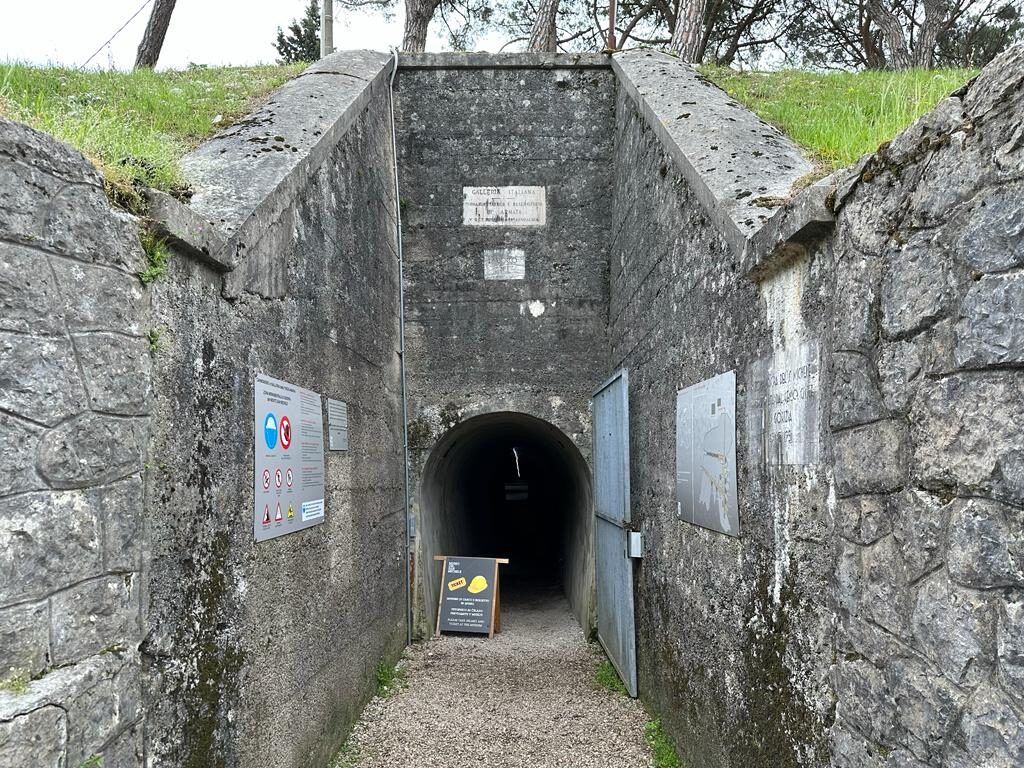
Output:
[
  {"left": 463, "top": 186, "right": 546, "bottom": 226},
  {"left": 748, "top": 340, "right": 820, "bottom": 467},
  {"left": 483, "top": 248, "right": 526, "bottom": 280}
]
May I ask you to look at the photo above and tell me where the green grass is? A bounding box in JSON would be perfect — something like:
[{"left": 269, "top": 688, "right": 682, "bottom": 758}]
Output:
[
  {"left": 0, "top": 62, "right": 304, "bottom": 207},
  {"left": 644, "top": 718, "right": 682, "bottom": 768},
  {"left": 374, "top": 658, "right": 406, "bottom": 698},
  {"left": 139, "top": 231, "right": 171, "bottom": 284},
  {"left": 594, "top": 657, "right": 629, "bottom": 696},
  {"left": 0, "top": 671, "right": 30, "bottom": 695},
  {"left": 701, "top": 67, "right": 977, "bottom": 169}
]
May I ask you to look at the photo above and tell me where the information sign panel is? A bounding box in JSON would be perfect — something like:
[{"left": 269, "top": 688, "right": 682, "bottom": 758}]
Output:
[
  {"left": 676, "top": 371, "right": 739, "bottom": 537},
  {"left": 436, "top": 556, "right": 503, "bottom": 636},
  {"left": 254, "top": 374, "right": 326, "bottom": 542},
  {"left": 463, "top": 186, "right": 546, "bottom": 226},
  {"left": 327, "top": 398, "right": 349, "bottom": 451}
]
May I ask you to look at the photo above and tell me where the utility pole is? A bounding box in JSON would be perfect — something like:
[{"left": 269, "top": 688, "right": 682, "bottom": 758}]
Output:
[{"left": 321, "top": 0, "right": 334, "bottom": 58}]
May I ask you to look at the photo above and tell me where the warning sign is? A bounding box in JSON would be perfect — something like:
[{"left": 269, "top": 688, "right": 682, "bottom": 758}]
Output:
[
  {"left": 253, "top": 374, "right": 326, "bottom": 543},
  {"left": 279, "top": 416, "right": 292, "bottom": 449}
]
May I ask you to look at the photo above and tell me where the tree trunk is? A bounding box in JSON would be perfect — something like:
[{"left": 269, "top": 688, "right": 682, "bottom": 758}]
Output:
[
  {"left": 669, "top": 0, "right": 709, "bottom": 62},
  {"left": 402, "top": 0, "right": 441, "bottom": 52},
  {"left": 134, "top": 0, "right": 177, "bottom": 69},
  {"left": 528, "top": 0, "right": 560, "bottom": 52},
  {"left": 867, "top": 0, "right": 911, "bottom": 68},
  {"left": 912, "top": 0, "right": 943, "bottom": 67}
]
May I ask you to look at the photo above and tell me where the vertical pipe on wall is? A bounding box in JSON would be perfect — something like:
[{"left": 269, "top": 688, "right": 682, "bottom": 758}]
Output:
[{"left": 388, "top": 49, "right": 413, "bottom": 646}]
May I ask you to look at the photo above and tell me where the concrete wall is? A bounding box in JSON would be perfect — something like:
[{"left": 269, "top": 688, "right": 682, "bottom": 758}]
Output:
[
  {"left": 393, "top": 54, "right": 616, "bottom": 635},
  {"left": 609, "top": 51, "right": 834, "bottom": 767},
  {"left": 0, "top": 118, "right": 150, "bottom": 766},
  {"left": 142, "top": 52, "right": 406, "bottom": 768}
]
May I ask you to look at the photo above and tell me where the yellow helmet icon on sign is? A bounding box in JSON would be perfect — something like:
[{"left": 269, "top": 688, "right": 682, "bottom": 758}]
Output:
[{"left": 467, "top": 575, "right": 488, "bottom": 593}]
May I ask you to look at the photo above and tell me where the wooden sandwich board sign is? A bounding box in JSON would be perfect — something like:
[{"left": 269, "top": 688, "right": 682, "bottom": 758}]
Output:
[{"left": 434, "top": 555, "right": 509, "bottom": 638}]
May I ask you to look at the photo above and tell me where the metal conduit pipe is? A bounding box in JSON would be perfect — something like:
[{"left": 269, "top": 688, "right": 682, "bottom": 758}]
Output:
[{"left": 388, "top": 49, "right": 413, "bottom": 646}]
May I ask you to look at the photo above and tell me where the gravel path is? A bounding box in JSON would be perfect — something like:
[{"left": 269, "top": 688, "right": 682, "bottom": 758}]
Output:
[{"left": 340, "top": 587, "right": 653, "bottom": 767}]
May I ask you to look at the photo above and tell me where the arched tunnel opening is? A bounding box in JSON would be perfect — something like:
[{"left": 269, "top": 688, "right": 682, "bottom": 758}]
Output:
[{"left": 419, "top": 412, "right": 593, "bottom": 632}]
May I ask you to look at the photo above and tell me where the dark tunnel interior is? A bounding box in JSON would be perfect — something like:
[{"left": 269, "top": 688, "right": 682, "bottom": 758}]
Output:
[{"left": 419, "top": 412, "right": 593, "bottom": 629}]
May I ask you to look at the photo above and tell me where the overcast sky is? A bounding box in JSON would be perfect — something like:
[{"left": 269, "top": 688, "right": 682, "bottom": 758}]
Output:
[{"left": 0, "top": 1, "right": 509, "bottom": 70}]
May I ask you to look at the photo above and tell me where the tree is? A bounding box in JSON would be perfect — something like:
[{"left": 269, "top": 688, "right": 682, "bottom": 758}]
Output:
[
  {"left": 528, "top": 0, "right": 562, "bottom": 49},
  {"left": 275, "top": 0, "right": 322, "bottom": 63},
  {"left": 135, "top": 0, "right": 178, "bottom": 69},
  {"left": 785, "top": 0, "right": 1023, "bottom": 69}
]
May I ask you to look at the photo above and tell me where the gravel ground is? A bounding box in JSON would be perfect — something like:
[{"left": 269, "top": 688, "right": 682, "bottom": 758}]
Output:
[{"left": 339, "top": 586, "right": 653, "bottom": 767}]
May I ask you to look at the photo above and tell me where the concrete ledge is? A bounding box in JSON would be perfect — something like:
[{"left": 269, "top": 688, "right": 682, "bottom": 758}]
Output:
[
  {"left": 143, "top": 189, "right": 230, "bottom": 271},
  {"left": 181, "top": 49, "right": 393, "bottom": 271},
  {"left": 743, "top": 176, "right": 837, "bottom": 277},
  {"left": 612, "top": 50, "right": 813, "bottom": 257},
  {"left": 398, "top": 52, "right": 610, "bottom": 70}
]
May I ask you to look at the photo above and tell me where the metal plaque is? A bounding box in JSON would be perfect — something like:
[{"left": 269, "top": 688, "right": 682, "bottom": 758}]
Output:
[
  {"left": 463, "top": 186, "right": 546, "bottom": 226},
  {"left": 483, "top": 247, "right": 526, "bottom": 280},
  {"left": 254, "top": 374, "right": 326, "bottom": 542},
  {"left": 748, "top": 340, "right": 820, "bottom": 466},
  {"left": 676, "top": 370, "right": 739, "bottom": 537},
  {"left": 327, "top": 398, "right": 349, "bottom": 451}
]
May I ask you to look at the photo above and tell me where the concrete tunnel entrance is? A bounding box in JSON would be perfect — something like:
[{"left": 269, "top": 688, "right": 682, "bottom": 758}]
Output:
[{"left": 419, "top": 412, "right": 594, "bottom": 632}]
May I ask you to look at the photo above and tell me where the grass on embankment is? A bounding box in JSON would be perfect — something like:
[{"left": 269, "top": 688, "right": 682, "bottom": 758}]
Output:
[
  {"left": 0, "top": 62, "right": 304, "bottom": 207},
  {"left": 701, "top": 66, "right": 977, "bottom": 169}
]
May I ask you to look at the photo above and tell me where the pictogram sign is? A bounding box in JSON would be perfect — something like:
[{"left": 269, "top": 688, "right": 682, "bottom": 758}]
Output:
[
  {"left": 263, "top": 413, "right": 278, "bottom": 449},
  {"left": 279, "top": 416, "right": 292, "bottom": 450}
]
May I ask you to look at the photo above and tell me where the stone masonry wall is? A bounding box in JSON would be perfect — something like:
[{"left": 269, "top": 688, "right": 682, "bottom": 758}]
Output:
[
  {"left": 0, "top": 119, "right": 151, "bottom": 766},
  {"left": 141, "top": 54, "right": 406, "bottom": 768},
  {"left": 825, "top": 45, "right": 1024, "bottom": 768},
  {"left": 393, "top": 55, "right": 616, "bottom": 635}
]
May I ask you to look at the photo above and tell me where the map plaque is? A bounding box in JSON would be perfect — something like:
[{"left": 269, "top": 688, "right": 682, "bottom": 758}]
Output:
[{"left": 676, "top": 371, "right": 739, "bottom": 537}]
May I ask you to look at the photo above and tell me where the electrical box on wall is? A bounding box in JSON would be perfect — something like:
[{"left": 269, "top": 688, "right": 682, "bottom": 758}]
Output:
[{"left": 628, "top": 531, "right": 643, "bottom": 558}]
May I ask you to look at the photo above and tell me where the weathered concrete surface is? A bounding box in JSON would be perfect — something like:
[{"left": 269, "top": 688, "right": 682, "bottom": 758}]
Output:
[
  {"left": 0, "top": 117, "right": 148, "bottom": 768},
  {"left": 609, "top": 74, "right": 833, "bottom": 768},
  {"left": 181, "top": 49, "right": 392, "bottom": 280},
  {"left": 142, "top": 71, "right": 406, "bottom": 768},
  {"left": 613, "top": 49, "right": 815, "bottom": 258},
  {"left": 393, "top": 57, "right": 615, "bottom": 636}
]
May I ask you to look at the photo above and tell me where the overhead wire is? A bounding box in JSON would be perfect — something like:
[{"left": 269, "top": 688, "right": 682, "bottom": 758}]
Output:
[{"left": 80, "top": 0, "right": 154, "bottom": 70}]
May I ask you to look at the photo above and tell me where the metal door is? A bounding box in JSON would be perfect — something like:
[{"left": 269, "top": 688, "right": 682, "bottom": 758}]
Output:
[{"left": 592, "top": 369, "right": 637, "bottom": 697}]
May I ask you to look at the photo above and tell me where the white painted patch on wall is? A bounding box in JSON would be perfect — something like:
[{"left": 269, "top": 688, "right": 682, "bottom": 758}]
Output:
[
  {"left": 527, "top": 300, "right": 545, "bottom": 317},
  {"left": 483, "top": 247, "right": 526, "bottom": 280}
]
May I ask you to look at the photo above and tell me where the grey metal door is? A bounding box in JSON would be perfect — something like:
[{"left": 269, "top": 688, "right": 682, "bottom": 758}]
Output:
[{"left": 592, "top": 369, "right": 637, "bottom": 697}]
